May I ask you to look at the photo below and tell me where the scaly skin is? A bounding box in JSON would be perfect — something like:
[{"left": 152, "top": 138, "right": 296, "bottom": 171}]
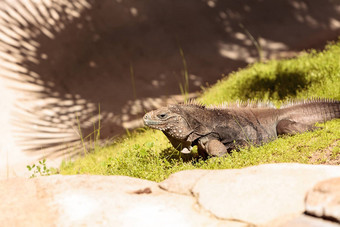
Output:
[{"left": 143, "top": 99, "right": 340, "bottom": 158}]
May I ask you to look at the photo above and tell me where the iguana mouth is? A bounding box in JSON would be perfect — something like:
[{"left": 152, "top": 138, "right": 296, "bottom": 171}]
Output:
[
  {"left": 143, "top": 113, "right": 163, "bottom": 127},
  {"left": 143, "top": 119, "right": 162, "bottom": 126}
]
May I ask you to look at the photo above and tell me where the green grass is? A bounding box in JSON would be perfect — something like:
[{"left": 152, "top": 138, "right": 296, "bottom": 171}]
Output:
[
  {"left": 200, "top": 41, "right": 340, "bottom": 105},
  {"left": 59, "top": 41, "right": 340, "bottom": 182}
]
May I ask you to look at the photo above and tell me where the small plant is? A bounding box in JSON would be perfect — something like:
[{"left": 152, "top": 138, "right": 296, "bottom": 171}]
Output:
[
  {"left": 137, "top": 141, "right": 154, "bottom": 158},
  {"left": 74, "top": 104, "right": 102, "bottom": 155},
  {"left": 177, "top": 42, "right": 190, "bottom": 101},
  {"left": 239, "top": 23, "right": 263, "bottom": 62},
  {"left": 27, "top": 159, "right": 51, "bottom": 178}
]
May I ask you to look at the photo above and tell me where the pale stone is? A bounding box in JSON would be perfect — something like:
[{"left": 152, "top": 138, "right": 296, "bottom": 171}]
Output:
[
  {"left": 305, "top": 177, "right": 340, "bottom": 223},
  {"left": 2, "top": 164, "right": 340, "bottom": 226},
  {"left": 161, "top": 163, "right": 340, "bottom": 226},
  {"left": 0, "top": 175, "right": 244, "bottom": 227},
  {"left": 159, "top": 169, "right": 208, "bottom": 195}
]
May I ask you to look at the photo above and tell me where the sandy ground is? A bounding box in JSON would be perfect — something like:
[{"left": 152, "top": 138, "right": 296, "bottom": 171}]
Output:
[{"left": 0, "top": 0, "right": 339, "bottom": 179}]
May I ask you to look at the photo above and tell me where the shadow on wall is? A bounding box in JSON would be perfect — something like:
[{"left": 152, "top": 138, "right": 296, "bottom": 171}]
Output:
[{"left": 0, "top": 0, "right": 339, "bottom": 158}]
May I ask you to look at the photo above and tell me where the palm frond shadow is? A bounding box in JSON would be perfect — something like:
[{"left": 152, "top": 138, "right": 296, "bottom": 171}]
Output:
[{"left": 0, "top": 0, "right": 100, "bottom": 158}]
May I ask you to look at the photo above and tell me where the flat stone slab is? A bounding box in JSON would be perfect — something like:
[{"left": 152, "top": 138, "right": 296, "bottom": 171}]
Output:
[
  {"left": 1, "top": 164, "right": 340, "bottom": 226},
  {"left": 160, "top": 163, "right": 340, "bottom": 226},
  {"left": 305, "top": 177, "right": 340, "bottom": 223},
  {"left": 0, "top": 175, "right": 243, "bottom": 227}
]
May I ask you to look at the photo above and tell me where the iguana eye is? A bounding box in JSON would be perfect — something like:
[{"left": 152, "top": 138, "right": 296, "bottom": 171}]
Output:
[{"left": 157, "top": 113, "right": 167, "bottom": 119}]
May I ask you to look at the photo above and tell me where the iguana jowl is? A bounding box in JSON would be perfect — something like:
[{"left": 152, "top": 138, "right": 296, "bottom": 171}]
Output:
[{"left": 143, "top": 99, "right": 340, "bottom": 158}]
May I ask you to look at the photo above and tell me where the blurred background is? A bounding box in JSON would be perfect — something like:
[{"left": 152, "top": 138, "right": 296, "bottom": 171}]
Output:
[{"left": 0, "top": 0, "right": 339, "bottom": 177}]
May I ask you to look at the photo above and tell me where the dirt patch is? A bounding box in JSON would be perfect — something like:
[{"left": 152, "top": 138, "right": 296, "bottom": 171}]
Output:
[{"left": 309, "top": 140, "right": 340, "bottom": 165}]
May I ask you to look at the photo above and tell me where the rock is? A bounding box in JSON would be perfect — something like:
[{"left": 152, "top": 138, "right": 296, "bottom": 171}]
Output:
[
  {"left": 161, "top": 163, "right": 340, "bottom": 226},
  {"left": 0, "top": 175, "right": 244, "bottom": 227},
  {"left": 159, "top": 169, "right": 209, "bottom": 195},
  {"left": 2, "top": 164, "right": 340, "bottom": 226},
  {"left": 304, "top": 177, "right": 340, "bottom": 223},
  {"left": 280, "top": 214, "right": 340, "bottom": 227}
]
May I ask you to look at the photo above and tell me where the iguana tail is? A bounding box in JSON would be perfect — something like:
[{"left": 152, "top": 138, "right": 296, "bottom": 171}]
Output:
[{"left": 276, "top": 99, "right": 339, "bottom": 135}]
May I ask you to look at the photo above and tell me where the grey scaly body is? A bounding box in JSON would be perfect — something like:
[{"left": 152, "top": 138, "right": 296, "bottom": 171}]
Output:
[{"left": 143, "top": 99, "right": 340, "bottom": 158}]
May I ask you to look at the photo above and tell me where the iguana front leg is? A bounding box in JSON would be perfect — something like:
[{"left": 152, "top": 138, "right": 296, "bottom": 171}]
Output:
[
  {"left": 198, "top": 137, "right": 227, "bottom": 157},
  {"left": 164, "top": 132, "right": 192, "bottom": 154}
]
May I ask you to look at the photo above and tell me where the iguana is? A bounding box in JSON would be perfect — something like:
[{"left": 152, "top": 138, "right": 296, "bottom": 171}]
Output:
[{"left": 143, "top": 99, "right": 340, "bottom": 158}]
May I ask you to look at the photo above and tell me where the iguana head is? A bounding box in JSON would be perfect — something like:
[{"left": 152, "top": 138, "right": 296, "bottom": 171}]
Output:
[{"left": 143, "top": 105, "right": 194, "bottom": 140}]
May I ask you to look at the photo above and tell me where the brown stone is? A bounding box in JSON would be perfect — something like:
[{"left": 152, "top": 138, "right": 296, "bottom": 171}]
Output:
[
  {"left": 305, "top": 177, "right": 340, "bottom": 223},
  {"left": 280, "top": 214, "right": 340, "bottom": 227}
]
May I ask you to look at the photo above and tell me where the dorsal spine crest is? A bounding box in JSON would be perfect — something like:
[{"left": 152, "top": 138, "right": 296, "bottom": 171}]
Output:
[
  {"left": 182, "top": 99, "right": 276, "bottom": 110},
  {"left": 181, "top": 98, "right": 339, "bottom": 110},
  {"left": 280, "top": 98, "right": 338, "bottom": 108}
]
